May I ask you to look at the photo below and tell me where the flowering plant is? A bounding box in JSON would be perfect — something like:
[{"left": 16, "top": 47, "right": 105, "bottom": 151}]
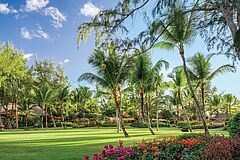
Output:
[
  {"left": 84, "top": 140, "right": 133, "bottom": 160},
  {"left": 84, "top": 133, "right": 210, "bottom": 160}
]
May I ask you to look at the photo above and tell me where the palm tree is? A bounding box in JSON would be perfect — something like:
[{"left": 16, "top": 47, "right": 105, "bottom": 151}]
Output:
[
  {"left": 152, "top": 3, "right": 209, "bottom": 133},
  {"left": 188, "top": 53, "right": 235, "bottom": 114},
  {"left": 78, "top": 49, "right": 132, "bottom": 137},
  {"left": 71, "top": 86, "right": 92, "bottom": 120},
  {"left": 208, "top": 94, "right": 222, "bottom": 118},
  {"left": 223, "top": 94, "right": 238, "bottom": 116},
  {"left": 35, "top": 83, "right": 54, "bottom": 128},
  {"left": 168, "top": 68, "right": 192, "bottom": 132},
  {"left": 19, "top": 97, "right": 33, "bottom": 127},
  {"left": 57, "top": 86, "right": 70, "bottom": 128},
  {"left": 131, "top": 52, "right": 169, "bottom": 135},
  {"left": 152, "top": 73, "right": 167, "bottom": 131}
]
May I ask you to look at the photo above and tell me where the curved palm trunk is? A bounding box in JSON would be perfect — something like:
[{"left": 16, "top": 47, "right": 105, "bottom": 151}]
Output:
[
  {"left": 179, "top": 46, "right": 209, "bottom": 134},
  {"left": 145, "top": 94, "right": 155, "bottom": 135},
  {"left": 113, "top": 89, "right": 129, "bottom": 138}
]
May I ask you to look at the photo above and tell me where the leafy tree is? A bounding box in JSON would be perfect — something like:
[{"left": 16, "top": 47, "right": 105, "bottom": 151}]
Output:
[
  {"left": 79, "top": 49, "right": 132, "bottom": 137},
  {"left": 0, "top": 42, "right": 28, "bottom": 129}
]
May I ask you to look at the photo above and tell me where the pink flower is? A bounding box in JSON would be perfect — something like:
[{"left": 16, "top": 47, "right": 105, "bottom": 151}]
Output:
[
  {"left": 118, "top": 156, "right": 125, "bottom": 160},
  {"left": 84, "top": 155, "right": 90, "bottom": 160},
  {"left": 104, "top": 145, "right": 108, "bottom": 149},
  {"left": 109, "top": 144, "right": 114, "bottom": 149}
]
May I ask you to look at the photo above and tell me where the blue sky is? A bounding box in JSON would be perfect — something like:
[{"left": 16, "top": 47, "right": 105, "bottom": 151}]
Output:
[{"left": 0, "top": 0, "right": 239, "bottom": 98}]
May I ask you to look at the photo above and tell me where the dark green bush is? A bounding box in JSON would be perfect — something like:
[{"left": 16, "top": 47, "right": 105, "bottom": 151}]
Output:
[
  {"left": 99, "top": 123, "right": 117, "bottom": 127},
  {"left": 228, "top": 112, "right": 240, "bottom": 137},
  {"left": 130, "top": 122, "right": 170, "bottom": 128},
  {"left": 63, "top": 122, "right": 73, "bottom": 127}
]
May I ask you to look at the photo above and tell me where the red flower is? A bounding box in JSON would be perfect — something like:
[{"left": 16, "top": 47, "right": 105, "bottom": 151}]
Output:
[{"left": 151, "top": 146, "right": 158, "bottom": 151}]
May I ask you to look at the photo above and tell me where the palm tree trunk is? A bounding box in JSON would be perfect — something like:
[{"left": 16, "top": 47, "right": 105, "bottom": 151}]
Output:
[
  {"left": 179, "top": 46, "right": 209, "bottom": 134},
  {"left": 116, "top": 109, "right": 120, "bottom": 133},
  {"left": 61, "top": 105, "right": 65, "bottom": 128},
  {"left": 0, "top": 114, "right": 4, "bottom": 132},
  {"left": 201, "top": 82, "right": 206, "bottom": 113},
  {"left": 25, "top": 114, "right": 28, "bottom": 127},
  {"left": 50, "top": 109, "right": 56, "bottom": 128},
  {"left": 15, "top": 100, "right": 19, "bottom": 129},
  {"left": 140, "top": 84, "right": 145, "bottom": 122},
  {"left": 41, "top": 110, "right": 44, "bottom": 129},
  {"left": 113, "top": 89, "right": 129, "bottom": 138},
  {"left": 45, "top": 106, "right": 48, "bottom": 128},
  {"left": 156, "top": 105, "right": 159, "bottom": 131},
  {"left": 146, "top": 94, "right": 155, "bottom": 135}
]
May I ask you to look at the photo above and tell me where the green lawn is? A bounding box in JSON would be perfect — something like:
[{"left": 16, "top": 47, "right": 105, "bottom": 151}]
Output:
[{"left": 0, "top": 127, "right": 228, "bottom": 160}]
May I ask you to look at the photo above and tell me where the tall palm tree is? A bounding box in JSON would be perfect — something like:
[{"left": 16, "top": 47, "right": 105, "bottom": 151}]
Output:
[
  {"left": 35, "top": 83, "right": 54, "bottom": 128},
  {"left": 132, "top": 52, "right": 169, "bottom": 135},
  {"left": 78, "top": 49, "right": 132, "bottom": 137},
  {"left": 152, "top": 3, "right": 209, "bottom": 133},
  {"left": 188, "top": 53, "right": 235, "bottom": 114}
]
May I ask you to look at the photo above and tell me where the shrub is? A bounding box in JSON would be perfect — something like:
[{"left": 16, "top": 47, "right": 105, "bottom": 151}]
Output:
[
  {"left": 64, "top": 122, "right": 73, "bottom": 127},
  {"left": 228, "top": 112, "right": 240, "bottom": 137},
  {"left": 201, "top": 136, "right": 240, "bottom": 160},
  {"left": 100, "top": 123, "right": 117, "bottom": 127},
  {"left": 130, "top": 122, "right": 170, "bottom": 128}
]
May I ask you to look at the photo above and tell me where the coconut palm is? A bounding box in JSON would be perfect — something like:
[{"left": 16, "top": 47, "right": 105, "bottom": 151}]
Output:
[
  {"left": 71, "top": 86, "right": 92, "bottom": 120},
  {"left": 152, "top": 3, "right": 209, "bottom": 133},
  {"left": 188, "top": 53, "right": 235, "bottom": 114},
  {"left": 168, "top": 68, "right": 193, "bottom": 132},
  {"left": 131, "top": 52, "right": 169, "bottom": 135},
  {"left": 207, "top": 94, "right": 222, "bottom": 118},
  {"left": 57, "top": 86, "right": 70, "bottom": 128},
  {"left": 78, "top": 49, "right": 132, "bottom": 137},
  {"left": 35, "top": 83, "right": 54, "bottom": 128},
  {"left": 223, "top": 94, "right": 238, "bottom": 116}
]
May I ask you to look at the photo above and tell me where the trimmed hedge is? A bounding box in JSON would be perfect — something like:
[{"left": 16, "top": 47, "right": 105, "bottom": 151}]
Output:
[{"left": 130, "top": 122, "right": 170, "bottom": 128}]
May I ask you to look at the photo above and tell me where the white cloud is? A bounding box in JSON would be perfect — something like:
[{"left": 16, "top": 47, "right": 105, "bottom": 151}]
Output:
[
  {"left": 44, "top": 7, "right": 66, "bottom": 28},
  {"left": 23, "top": 53, "right": 33, "bottom": 60},
  {"left": 63, "top": 59, "right": 69, "bottom": 63},
  {"left": 25, "top": 0, "right": 49, "bottom": 11},
  {"left": 0, "top": 3, "right": 17, "bottom": 14},
  {"left": 21, "top": 27, "right": 32, "bottom": 39},
  {"left": 34, "top": 26, "right": 49, "bottom": 39},
  {"left": 80, "top": 2, "right": 100, "bottom": 17},
  {"left": 20, "top": 26, "right": 49, "bottom": 40}
]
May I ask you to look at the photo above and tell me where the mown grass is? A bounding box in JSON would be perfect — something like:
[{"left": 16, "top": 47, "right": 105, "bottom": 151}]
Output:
[{"left": 0, "top": 127, "right": 228, "bottom": 160}]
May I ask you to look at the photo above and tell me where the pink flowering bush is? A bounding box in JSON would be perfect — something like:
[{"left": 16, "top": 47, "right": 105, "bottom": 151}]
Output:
[{"left": 84, "top": 140, "right": 133, "bottom": 160}]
